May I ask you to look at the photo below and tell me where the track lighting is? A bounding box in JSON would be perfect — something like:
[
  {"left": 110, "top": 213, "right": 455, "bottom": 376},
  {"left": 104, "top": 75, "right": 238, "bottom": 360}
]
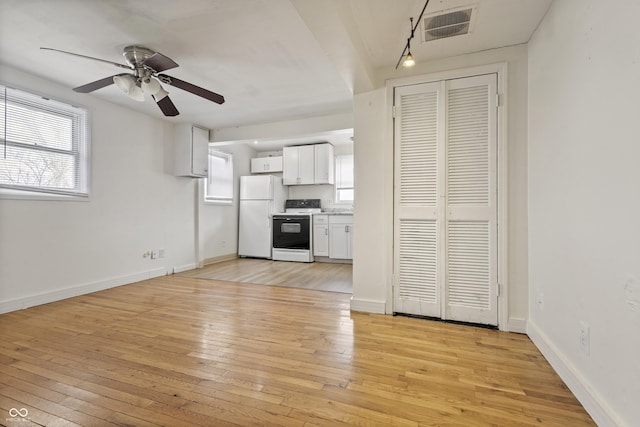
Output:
[
  {"left": 395, "top": 0, "right": 431, "bottom": 70},
  {"left": 402, "top": 39, "right": 416, "bottom": 68},
  {"left": 402, "top": 53, "right": 415, "bottom": 68}
]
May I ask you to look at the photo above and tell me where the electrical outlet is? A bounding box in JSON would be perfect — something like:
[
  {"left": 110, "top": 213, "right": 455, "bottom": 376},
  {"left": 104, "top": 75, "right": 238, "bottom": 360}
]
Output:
[
  {"left": 158, "top": 249, "right": 165, "bottom": 259},
  {"left": 151, "top": 250, "right": 159, "bottom": 259},
  {"left": 537, "top": 292, "right": 544, "bottom": 310},
  {"left": 579, "top": 321, "right": 590, "bottom": 355}
]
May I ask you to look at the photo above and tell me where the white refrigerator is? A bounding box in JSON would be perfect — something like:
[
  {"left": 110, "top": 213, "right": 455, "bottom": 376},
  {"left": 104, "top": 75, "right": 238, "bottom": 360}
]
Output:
[{"left": 238, "top": 175, "right": 287, "bottom": 258}]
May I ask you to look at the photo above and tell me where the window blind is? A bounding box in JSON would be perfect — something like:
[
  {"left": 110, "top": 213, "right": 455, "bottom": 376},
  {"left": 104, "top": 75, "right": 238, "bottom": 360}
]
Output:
[
  {"left": 335, "top": 154, "right": 354, "bottom": 203},
  {"left": 204, "top": 148, "right": 233, "bottom": 204},
  {"left": 0, "top": 84, "right": 89, "bottom": 197}
]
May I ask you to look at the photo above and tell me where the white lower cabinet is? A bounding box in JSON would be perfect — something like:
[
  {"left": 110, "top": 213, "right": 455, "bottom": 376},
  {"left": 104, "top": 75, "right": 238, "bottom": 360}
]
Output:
[
  {"left": 328, "top": 215, "right": 353, "bottom": 260},
  {"left": 313, "top": 215, "right": 329, "bottom": 256}
]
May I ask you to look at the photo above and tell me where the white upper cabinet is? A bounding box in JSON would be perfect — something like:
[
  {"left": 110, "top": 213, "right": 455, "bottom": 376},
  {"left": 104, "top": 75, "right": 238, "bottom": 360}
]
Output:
[
  {"left": 251, "top": 156, "right": 283, "bottom": 173},
  {"left": 174, "top": 124, "right": 209, "bottom": 178},
  {"left": 283, "top": 145, "right": 315, "bottom": 185},
  {"left": 314, "top": 143, "right": 335, "bottom": 184},
  {"left": 283, "top": 143, "right": 334, "bottom": 185}
]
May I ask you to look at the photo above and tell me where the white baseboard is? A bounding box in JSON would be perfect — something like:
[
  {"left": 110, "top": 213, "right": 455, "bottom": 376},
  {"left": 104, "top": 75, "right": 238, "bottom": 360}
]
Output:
[
  {"left": 203, "top": 254, "right": 238, "bottom": 265},
  {"left": 0, "top": 267, "right": 168, "bottom": 315},
  {"left": 507, "top": 317, "right": 527, "bottom": 333},
  {"left": 173, "top": 263, "right": 198, "bottom": 274},
  {"left": 350, "top": 297, "right": 386, "bottom": 314},
  {"left": 527, "top": 321, "right": 622, "bottom": 427}
]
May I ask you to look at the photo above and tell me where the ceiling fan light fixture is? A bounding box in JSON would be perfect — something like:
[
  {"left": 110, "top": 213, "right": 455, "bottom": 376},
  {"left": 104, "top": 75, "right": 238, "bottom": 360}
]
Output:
[
  {"left": 44, "top": 45, "right": 225, "bottom": 117},
  {"left": 113, "top": 74, "right": 144, "bottom": 102},
  {"left": 141, "top": 76, "right": 162, "bottom": 95},
  {"left": 152, "top": 86, "right": 169, "bottom": 101}
]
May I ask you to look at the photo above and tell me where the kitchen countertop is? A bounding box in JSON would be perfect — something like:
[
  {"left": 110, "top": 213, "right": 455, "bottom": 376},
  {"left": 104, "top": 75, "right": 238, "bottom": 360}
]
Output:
[{"left": 318, "top": 211, "right": 353, "bottom": 215}]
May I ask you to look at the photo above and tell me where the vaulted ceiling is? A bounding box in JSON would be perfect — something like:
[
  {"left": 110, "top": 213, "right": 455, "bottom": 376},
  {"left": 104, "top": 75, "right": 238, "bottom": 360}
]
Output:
[{"left": 0, "top": 0, "right": 552, "bottom": 131}]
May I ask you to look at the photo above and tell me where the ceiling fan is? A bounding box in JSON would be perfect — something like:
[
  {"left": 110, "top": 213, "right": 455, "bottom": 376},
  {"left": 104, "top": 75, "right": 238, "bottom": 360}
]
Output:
[{"left": 40, "top": 45, "right": 225, "bottom": 117}]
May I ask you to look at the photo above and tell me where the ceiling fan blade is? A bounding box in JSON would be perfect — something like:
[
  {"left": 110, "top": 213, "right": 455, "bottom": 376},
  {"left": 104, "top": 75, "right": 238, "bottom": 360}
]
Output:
[
  {"left": 73, "top": 74, "right": 127, "bottom": 93},
  {"left": 143, "top": 52, "right": 179, "bottom": 72},
  {"left": 154, "top": 95, "right": 179, "bottom": 116},
  {"left": 40, "top": 47, "right": 131, "bottom": 70},
  {"left": 158, "top": 74, "right": 225, "bottom": 104}
]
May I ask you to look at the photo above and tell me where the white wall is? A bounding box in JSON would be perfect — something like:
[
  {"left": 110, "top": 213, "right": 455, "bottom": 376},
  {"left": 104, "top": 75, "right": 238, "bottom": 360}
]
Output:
[
  {"left": 198, "top": 143, "right": 255, "bottom": 262},
  {"left": 0, "top": 66, "right": 197, "bottom": 313},
  {"left": 352, "top": 45, "right": 530, "bottom": 328},
  {"left": 351, "top": 87, "right": 390, "bottom": 313},
  {"left": 527, "top": 1, "right": 640, "bottom": 426}
]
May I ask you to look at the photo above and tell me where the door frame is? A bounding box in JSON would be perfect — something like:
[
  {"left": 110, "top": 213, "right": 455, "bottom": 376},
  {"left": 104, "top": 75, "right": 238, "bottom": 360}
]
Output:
[{"left": 385, "top": 63, "right": 509, "bottom": 330}]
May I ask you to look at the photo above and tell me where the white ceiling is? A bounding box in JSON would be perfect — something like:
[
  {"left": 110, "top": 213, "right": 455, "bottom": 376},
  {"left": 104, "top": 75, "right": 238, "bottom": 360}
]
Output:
[{"left": 0, "top": 0, "right": 552, "bottom": 136}]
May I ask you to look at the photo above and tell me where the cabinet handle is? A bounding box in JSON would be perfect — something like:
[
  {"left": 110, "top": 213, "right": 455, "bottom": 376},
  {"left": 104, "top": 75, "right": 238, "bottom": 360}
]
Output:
[
  {"left": 345, "top": 225, "right": 348, "bottom": 233},
  {"left": 325, "top": 229, "right": 328, "bottom": 235}
]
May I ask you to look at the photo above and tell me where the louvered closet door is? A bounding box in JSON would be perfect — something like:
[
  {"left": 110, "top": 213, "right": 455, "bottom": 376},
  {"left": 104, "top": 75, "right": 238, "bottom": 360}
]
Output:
[
  {"left": 393, "top": 82, "right": 443, "bottom": 317},
  {"left": 393, "top": 74, "right": 498, "bottom": 326},
  {"left": 444, "top": 74, "right": 497, "bottom": 325}
]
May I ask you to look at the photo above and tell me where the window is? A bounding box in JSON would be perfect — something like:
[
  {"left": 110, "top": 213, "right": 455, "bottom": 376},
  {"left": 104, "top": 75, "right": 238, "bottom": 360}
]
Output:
[
  {"left": 335, "top": 154, "right": 354, "bottom": 203},
  {"left": 204, "top": 148, "right": 233, "bottom": 204},
  {"left": 0, "top": 84, "right": 90, "bottom": 197}
]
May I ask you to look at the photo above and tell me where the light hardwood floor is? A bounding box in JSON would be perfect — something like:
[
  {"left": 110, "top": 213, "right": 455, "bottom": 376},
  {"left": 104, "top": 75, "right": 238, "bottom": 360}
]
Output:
[
  {"left": 178, "top": 258, "right": 353, "bottom": 293},
  {"left": 0, "top": 276, "right": 594, "bottom": 426}
]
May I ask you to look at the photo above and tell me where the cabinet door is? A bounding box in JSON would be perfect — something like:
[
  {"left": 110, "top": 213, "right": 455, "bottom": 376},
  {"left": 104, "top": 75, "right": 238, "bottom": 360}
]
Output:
[
  {"left": 329, "top": 223, "right": 348, "bottom": 259},
  {"left": 313, "top": 224, "right": 329, "bottom": 256},
  {"left": 266, "top": 156, "right": 283, "bottom": 172},
  {"left": 314, "top": 143, "right": 335, "bottom": 184},
  {"left": 251, "top": 157, "right": 268, "bottom": 173},
  {"left": 174, "top": 124, "right": 209, "bottom": 177},
  {"left": 298, "top": 145, "right": 315, "bottom": 184},
  {"left": 251, "top": 156, "right": 284, "bottom": 173},
  {"left": 283, "top": 147, "right": 299, "bottom": 185},
  {"left": 191, "top": 126, "right": 209, "bottom": 176}
]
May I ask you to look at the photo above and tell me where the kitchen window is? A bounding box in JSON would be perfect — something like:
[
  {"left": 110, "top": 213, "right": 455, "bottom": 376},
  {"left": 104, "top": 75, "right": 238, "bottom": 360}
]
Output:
[
  {"left": 0, "top": 84, "right": 90, "bottom": 198},
  {"left": 335, "top": 154, "right": 353, "bottom": 203},
  {"left": 204, "top": 148, "right": 233, "bottom": 204}
]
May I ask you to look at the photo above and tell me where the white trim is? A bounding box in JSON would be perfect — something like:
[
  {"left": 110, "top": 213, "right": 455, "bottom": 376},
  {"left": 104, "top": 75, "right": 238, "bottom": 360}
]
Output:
[
  {"left": 507, "top": 317, "right": 527, "bottom": 333},
  {"left": 385, "top": 62, "right": 509, "bottom": 329},
  {"left": 350, "top": 297, "right": 386, "bottom": 314},
  {"left": 496, "top": 63, "right": 509, "bottom": 331},
  {"left": 0, "top": 82, "right": 91, "bottom": 198},
  {"left": 203, "top": 254, "right": 238, "bottom": 265},
  {"left": 0, "top": 268, "right": 167, "bottom": 315},
  {"left": 173, "top": 263, "right": 198, "bottom": 274},
  {"left": 527, "top": 321, "right": 622, "bottom": 427}
]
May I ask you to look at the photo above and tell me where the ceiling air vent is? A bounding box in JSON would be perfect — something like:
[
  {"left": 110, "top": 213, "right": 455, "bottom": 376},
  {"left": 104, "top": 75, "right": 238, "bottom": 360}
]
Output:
[{"left": 422, "top": 7, "right": 474, "bottom": 42}]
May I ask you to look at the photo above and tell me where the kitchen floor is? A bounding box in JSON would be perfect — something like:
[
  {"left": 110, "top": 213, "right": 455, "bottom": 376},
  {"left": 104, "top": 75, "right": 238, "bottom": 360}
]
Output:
[{"left": 177, "top": 258, "right": 352, "bottom": 293}]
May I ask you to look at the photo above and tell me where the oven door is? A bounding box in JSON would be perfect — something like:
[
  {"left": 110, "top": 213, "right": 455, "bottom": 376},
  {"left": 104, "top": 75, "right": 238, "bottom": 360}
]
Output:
[{"left": 272, "top": 215, "right": 311, "bottom": 249}]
